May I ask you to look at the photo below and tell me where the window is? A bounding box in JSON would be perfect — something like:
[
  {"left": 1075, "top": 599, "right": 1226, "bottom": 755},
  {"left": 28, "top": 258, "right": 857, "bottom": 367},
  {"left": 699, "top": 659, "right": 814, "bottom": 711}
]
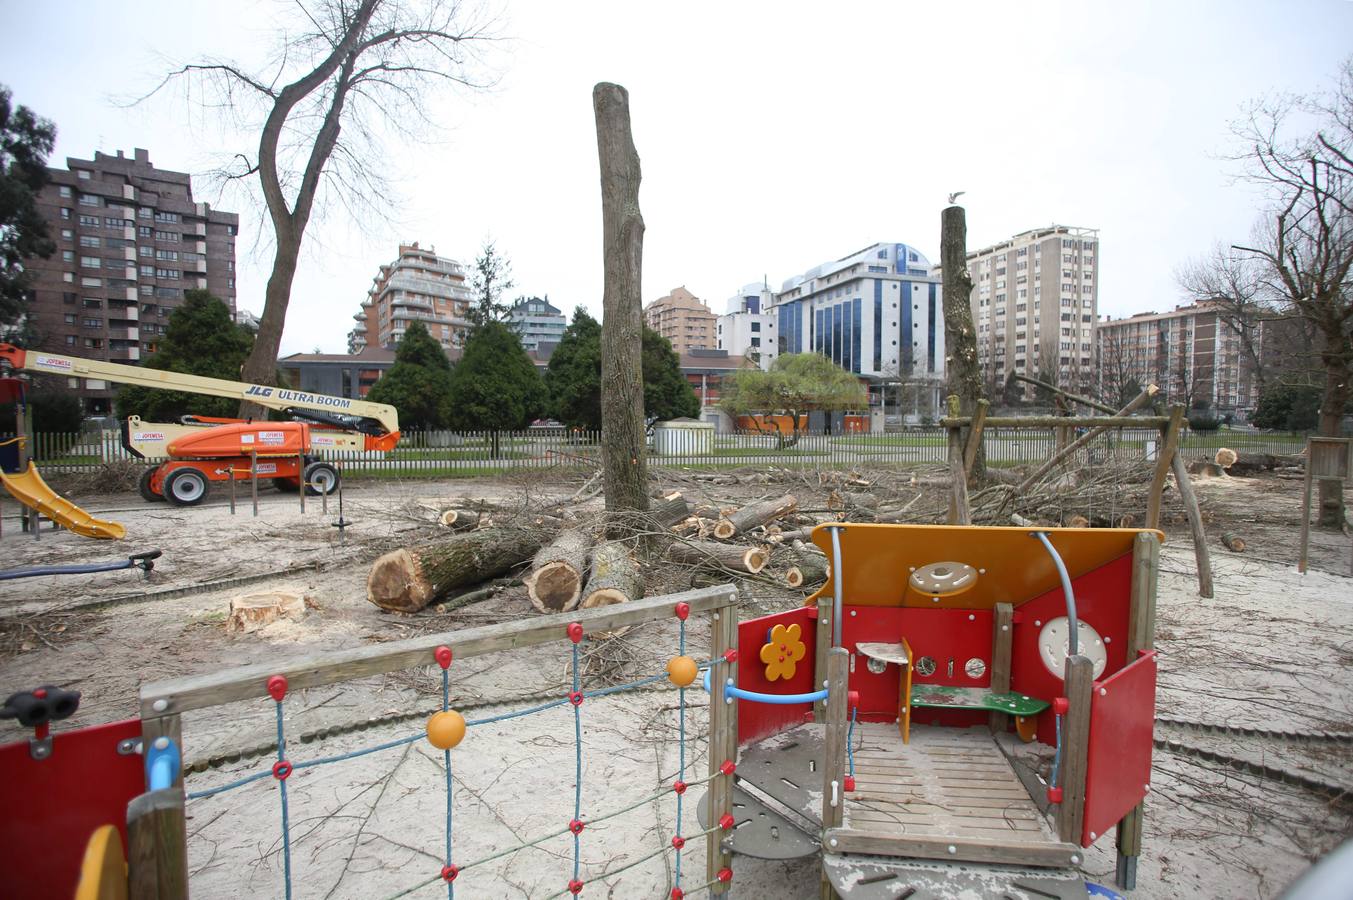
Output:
[
  {"left": 228, "top": 277, "right": 235, "bottom": 290},
  {"left": 79, "top": 214, "right": 99, "bottom": 227},
  {"left": 65, "top": 335, "right": 77, "bottom": 346},
  {"left": 83, "top": 298, "right": 102, "bottom": 308},
  {"left": 82, "top": 317, "right": 102, "bottom": 328},
  {"left": 139, "top": 285, "right": 154, "bottom": 297},
  {"left": 62, "top": 250, "right": 75, "bottom": 262},
  {"left": 227, "top": 224, "right": 237, "bottom": 236},
  {"left": 877, "top": 249, "right": 887, "bottom": 259},
  {"left": 79, "top": 235, "right": 101, "bottom": 248},
  {"left": 60, "top": 208, "right": 72, "bottom": 220},
  {"left": 78, "top": 194, "right": 100, "bottom": 207},
  {"left": 105, "top": 216, "right": 128, "bottom": 228},
  {"left": 76, "top": 170, "right": 91, "bottom": 180},
  {"left": 155, "top": 249, "right": 178, "bottom": 261},
  {"left": 750, "top": 337, "right": 761, "bottom": 347},
  {"left": 138, "top": 226, "right": 153, "bottom": 238},
  {"left": 80, "top": 255, "right": 101, "bottom": 268},
  {"left": 140, "top": 265, "right": 156, "bottom": 277},
  {"left": 138, "top": 208, "right": 153, "bottom": 220},
  {"left": 139, "top": 246, "right": 153, "bottom": 258},
  {"left": 751, "top": 322, "right": 760, "bottom": 332},
  {"left": 155, "top": 268, "right": 179, "bottom": 279},
  {"left": 83, "top": 338, "right": 104, "bottom": 350},
  {"left": 154, "top": 287, "right": 180, "bottom": 299},
  {"left": 59, "top": 186, "right": 72, "bottom": 198},
  {"left": 60, "top": 228, "right": 73, "bottom": 240},
  {"left": 154, "top": 211, "right": 180, "bottom": 224},
  {"left": 64, "top": 313, "right": 76, "bottom": 324}
]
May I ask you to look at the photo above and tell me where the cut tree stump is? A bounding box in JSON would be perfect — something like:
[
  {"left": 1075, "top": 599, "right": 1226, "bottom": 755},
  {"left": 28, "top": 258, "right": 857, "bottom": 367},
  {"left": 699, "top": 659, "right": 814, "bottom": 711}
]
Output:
[
  {"left": 582, "top": 542, "right": 643, "bottom": 608},
  {"left": 1221, "top": 531, "right": 1247, "bottom": 552},
  {"left": 438, "top": 508, "right": 482, "bottom": 531},
  {"left": 227, "top": 591, "right": 305, "bottom": 633},
  {"left": 670, "top": 539, "right": 769, "bottom": 574},
  {"left": 524, "top": 530, "right": 594, "bottom": 613},
  {"left": 713, "top": 494, "right": 798, "bottom": 540},
  {"left": 785, "top": 540, "right": 829, "bottom": 589},
  {"left": 366, "top": 528, "right": 545, "bottom": 613},
  {"left": 650, "top": 494, "right": 691, "bottom": 529}
]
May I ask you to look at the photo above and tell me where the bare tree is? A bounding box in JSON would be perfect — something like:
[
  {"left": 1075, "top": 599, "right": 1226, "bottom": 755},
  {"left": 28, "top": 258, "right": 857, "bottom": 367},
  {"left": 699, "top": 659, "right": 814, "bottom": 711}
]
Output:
[
  {"left": 1231, "top": 59, "right": 1353, "bottom": 526},
  {"left": 147, "top": 0, "right": 498, "bottom": 415},
  {"left": 1176, "top": 243, "right": 1281, "bottom": 395},
  {"left": 941, "top": 204, "right": 985, "bottom": 478}
]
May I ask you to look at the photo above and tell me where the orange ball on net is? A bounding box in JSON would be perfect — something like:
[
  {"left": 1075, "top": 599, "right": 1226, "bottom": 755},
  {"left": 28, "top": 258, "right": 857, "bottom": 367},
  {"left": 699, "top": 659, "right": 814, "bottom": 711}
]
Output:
[
  {"left": 427, "top": 710, "right": 467, "bottom": 750},
  {"left": 667, "top": 655, "right": 698, "bottom": 688}
]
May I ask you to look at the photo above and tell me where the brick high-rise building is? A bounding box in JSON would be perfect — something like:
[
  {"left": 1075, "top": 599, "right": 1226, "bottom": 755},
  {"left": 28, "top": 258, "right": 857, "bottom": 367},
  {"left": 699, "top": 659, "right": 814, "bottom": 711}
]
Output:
[
  {"left": 966, "top": 225, "right": 1098, "bottom": 398},
  {"left": 644, "top": 286, "right": 716, "bottom": 354},
  {"left": 26, "top": 148, "right": 238, "bottom": 413},
  {"left": 349, "top": 243, "right": 472, "bottom": 353}
]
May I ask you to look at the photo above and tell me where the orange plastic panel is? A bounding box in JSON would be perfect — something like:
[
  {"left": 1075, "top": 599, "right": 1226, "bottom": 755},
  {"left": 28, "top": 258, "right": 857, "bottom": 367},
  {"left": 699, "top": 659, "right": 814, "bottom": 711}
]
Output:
[
  {"left": 808, "top": 523, "right": 1163, "bottom": 610},
  {"left": 168, "top": 421, "right": 309, "bottom": 458}
]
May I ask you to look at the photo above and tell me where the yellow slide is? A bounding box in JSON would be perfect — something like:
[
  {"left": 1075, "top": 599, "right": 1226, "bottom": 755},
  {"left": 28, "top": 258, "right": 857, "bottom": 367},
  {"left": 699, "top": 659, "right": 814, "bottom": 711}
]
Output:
[{"left": 1, "top": 461, "right": 125, "bottom": 540}]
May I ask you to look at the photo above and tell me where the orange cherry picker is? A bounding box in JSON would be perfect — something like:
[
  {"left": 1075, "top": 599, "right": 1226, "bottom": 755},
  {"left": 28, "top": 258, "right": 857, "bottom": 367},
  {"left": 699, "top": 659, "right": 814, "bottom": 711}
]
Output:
[{"left": 0, "top": 343, "right": 400, "bottom": 508}]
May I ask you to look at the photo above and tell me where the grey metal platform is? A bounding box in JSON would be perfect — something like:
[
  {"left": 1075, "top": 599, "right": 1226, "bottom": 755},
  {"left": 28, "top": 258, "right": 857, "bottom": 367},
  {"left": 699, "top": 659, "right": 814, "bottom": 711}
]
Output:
[{"left": 696, "top": 783, "right": 819, "bottom": 860}]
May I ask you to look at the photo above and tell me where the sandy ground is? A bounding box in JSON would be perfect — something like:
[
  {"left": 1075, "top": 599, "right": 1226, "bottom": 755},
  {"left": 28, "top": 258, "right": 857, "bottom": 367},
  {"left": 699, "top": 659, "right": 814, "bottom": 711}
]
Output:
[{"left": 1, "top": 468, "right": 1350, "bottom": 899}]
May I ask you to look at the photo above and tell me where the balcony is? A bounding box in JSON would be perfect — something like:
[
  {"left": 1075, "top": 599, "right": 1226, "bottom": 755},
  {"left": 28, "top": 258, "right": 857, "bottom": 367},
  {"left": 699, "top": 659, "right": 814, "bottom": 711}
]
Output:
[
  {"left": 192, "top": 222, "right": 206, "bottom": 237},
  {"left": 108, "top": 345, "right": 140, "bottom": 362},
  {"left": 108, "top": 326, "right": 140, "bottom": 341}
]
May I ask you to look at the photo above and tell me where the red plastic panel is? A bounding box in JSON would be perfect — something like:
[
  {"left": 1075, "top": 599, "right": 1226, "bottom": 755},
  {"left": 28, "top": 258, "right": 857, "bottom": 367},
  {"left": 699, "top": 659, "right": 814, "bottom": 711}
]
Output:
[
  {"left": 841, "top": 606, "right": 994, "bottom": 727},
  {"left": 1009, "top": 552, "right": 1133, "bottom": 746},
  {"left": 0, "top": 718, "right": 145, "bottom": 900},
  {"left": 1082, "top": 650, "right": 1157, "bottom": 847},
  {"left": 737, "top": 606, "right": 818, "bottom": 744}
]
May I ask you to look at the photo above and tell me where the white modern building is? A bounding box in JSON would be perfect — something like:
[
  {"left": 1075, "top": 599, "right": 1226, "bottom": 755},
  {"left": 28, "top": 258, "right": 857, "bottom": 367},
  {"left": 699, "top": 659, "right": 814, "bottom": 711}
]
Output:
[
  {"left": 771, "top": 242, "right": 946, "bottom": 418},
  {"left": 716, "top": 283, "right": 777, "bottom": 371},
  {"left": 507, "top": 296, "right": 567, "bottom": 351}
]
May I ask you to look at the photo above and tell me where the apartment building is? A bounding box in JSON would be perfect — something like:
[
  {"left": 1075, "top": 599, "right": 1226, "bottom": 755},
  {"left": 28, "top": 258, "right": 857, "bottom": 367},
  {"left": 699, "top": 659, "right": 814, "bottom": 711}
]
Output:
[
  {"left": 773, "top": 241, "right": 946, "bottom": 417},
  {"left": 349, "top": 243, "right": 472, "bottom": 352},
  {"left": 966, "top": 225, "right": 1098, "bottom": 397},
  {"left": 716, "top": 283, "right": 778, "bottom": 371},
  {"left": 27, "top": 148, "right": 238, "bottom": 413},
  {"left": 1096, "top": 302, "right": 1260, "bottom": 413},
  {"left": 643, "top": 287, "right": 716, "bottom": 354},
  {"left": 507, "top": 296, "right": 567, "bottom": 351}
]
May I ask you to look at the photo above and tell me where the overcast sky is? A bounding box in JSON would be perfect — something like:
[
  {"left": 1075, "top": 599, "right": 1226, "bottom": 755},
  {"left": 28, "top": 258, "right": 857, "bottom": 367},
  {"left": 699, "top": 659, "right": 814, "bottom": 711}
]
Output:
[{"left": 3, "top": 0, "right": 1351, "bottom": 355}]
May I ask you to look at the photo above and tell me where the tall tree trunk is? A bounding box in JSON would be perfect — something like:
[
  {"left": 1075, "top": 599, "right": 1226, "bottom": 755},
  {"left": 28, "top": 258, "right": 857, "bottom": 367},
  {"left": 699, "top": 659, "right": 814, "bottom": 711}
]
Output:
[
  {"left": 1316, "top": 323, "right": 1351, "bottom": 527},
  {"left": 941, "top": 205, "right": 984, "bottom": 481},
  {"left": 238, "top": 235, "right": 301, "bottom": 417},
  {"left": 593, "top": 82, "right": 649, "bottom": 538}
]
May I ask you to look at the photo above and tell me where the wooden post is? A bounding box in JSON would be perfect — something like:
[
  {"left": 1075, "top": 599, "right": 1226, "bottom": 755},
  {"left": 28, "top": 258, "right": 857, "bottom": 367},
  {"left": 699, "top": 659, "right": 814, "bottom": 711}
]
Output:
[
  {"left": 1012, "top": 386, "right": 1160, "bottom": 494},
  {"left": 228, "top": 466, "right": 236, "bottom": 515},
  {"left": 1298, "top": 442, "right": 1314, "bottom": 574},
  {"left": 1145, "top": 405, "right": 1184, "bottom": 530},
  {"left": 989, "top": 603, "right": 1013, "bottom": 733},
  {"left": 819, "top": 647, "right": 849, "bottom": 899},
  {"left": 1058, "top": 655, "right": 1094, "bottom": 844},
  {"left": 1116, "top": 532, "right": 1158, "bottom": 888},
  {"left": 593, "top": 82, "right": 650, "bottom": 538},
  {"left": 126, "top": 787, "right": 188, "bottom": 900},
  {"left": 814, "top": 594, "right": 832, "bottom": 721},
  {"left": 298, "top": 451, "right": 306, "bottom": 513},
  {"left": 250, "top": 450, "right": 259, "bottom": 518},
  {"left": 1170, "top": 451, "right": 1213, "bottom": 598},
  {"left": 706, "top": 603, "right": 738, "bottom": 893},
  {"left": 963, "top": 398, "right": 988, "bottom": 479}
]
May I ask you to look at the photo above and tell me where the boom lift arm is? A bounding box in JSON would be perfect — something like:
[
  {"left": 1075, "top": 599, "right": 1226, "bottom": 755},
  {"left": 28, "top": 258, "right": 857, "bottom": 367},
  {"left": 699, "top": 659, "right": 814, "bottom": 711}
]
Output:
[{"left": 0, "top": 344, "right": 399, "bottom": 440}]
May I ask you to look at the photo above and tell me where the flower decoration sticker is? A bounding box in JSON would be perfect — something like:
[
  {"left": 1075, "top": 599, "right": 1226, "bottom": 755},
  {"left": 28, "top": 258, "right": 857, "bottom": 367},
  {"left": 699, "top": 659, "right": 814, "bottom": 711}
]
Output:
[{"left": 760, "top": 622, "right": 807, "bottom": 682}]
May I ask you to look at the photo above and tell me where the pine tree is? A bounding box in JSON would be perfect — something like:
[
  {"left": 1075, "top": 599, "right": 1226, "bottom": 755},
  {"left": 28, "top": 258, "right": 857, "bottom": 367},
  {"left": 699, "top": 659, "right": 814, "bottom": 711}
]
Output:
[
  {"left": 446, "top": 321, "right": 545, "bottom": 432},
  {"left": 366, "top": 321, "right": 454, "bottom": 430}
]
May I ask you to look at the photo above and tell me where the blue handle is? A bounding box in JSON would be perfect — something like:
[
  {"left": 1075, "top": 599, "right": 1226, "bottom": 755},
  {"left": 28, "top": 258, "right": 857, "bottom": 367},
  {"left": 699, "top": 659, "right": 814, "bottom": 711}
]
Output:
[{"left": 702, "top": 667, "right": 828, "bottom": 705}]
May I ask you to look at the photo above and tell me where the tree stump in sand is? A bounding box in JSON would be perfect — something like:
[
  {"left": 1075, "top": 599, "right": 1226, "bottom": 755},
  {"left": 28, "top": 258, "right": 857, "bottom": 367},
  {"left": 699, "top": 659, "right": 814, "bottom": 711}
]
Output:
[
  {"left": 713, "top": 494, "right": 797, "bottom": 540},
  {"left": 367, "top": 528, "right": 545, "bottom": 613},
  {"left": 582, "top": 542, "right": 643, "bottom": 608},
  {"left": 525, "top": 530, "right": 594, "bottom": 613},
  {"left": 438, "top": 508, "right": 482, "bottom": 531}
]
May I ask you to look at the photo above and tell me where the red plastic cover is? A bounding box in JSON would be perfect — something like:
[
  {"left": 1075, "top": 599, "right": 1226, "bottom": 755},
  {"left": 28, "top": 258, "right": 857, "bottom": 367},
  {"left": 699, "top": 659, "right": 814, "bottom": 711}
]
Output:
[
  {"left": 737, "top": 606, "right": 818, "bottom": 744},
  {"left": 1082, "top": 649, "right": 1158, "bottom": 847}
]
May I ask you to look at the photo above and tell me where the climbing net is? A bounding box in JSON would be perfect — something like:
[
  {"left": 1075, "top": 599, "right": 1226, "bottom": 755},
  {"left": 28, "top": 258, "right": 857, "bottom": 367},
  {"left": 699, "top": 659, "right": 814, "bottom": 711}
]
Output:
[{"left": 184, "top": 601, "right": 737, "bottom": 898}]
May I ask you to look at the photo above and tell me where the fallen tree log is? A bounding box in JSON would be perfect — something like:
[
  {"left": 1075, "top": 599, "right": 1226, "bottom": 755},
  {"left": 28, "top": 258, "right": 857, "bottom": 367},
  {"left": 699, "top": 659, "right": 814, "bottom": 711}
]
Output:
[
  {"left": 1224, "top": 452, "right": 1305, "bottom": 476},
  {"left": 785, "top": 540, "right": 829, "bottom": 589},
  {"left": 650, "top": 494, "right": 691, "bottom": 529},
  {"left": 524, "top": 530, "right": 594, "bottom": 613},
  {"left": 1221, "top": 531, "right": 1247, "bottom": 552},
  {"left": 438, "top": 508, "right": 482, "bottom": 531},
  {"left": 828, "top": 490, "right": 878, "bottom": 513},
  {"left": 669, "top": 539, "right": 769, "bottom": 574},
  {"left": 582, "top": 542, "right": 643, "bottom": 608},
  {"left": 713, "top": 494, "right": 798, "bottom": 540},
  {"left": 367, "top": 528, "right": 545, "bottom": 613}
]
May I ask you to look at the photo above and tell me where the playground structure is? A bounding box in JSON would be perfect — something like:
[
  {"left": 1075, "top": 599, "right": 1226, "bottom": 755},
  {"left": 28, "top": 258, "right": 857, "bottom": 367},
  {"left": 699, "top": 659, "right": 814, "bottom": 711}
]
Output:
[
  {"left": 0, "top": 518, "right": 1161, "bottom": 898},
  {"left": 0, "top": 343, "right": 398, "bottom": 508}
]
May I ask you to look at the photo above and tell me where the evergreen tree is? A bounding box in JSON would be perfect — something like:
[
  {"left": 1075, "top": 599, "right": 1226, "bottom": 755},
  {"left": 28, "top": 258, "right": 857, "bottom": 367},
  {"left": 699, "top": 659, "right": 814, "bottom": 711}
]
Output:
[
  {"left": 366, "top": 321, "right": 453, "bottom": 430},
  {"left": 1, "top": 86, "right": 57, "bottom": 326},
  {"left": 1252, "top": 382, "right": 1322, "bottom": 432},
  {"left": 642, "top": 328, "right": 700, "bottom": 421},
  {"left": 115, "top": 290, "right": 253, "bottom": 421},
  {"left": 446, "top": 321, "right": 545, "bottom": 431},
  {"left": 467, "top": 240, "right": 514, "bottom": 327},
  {"left": 544, "top": 308, "right": 700, "bottom": 429},
  {"left": 546, "top": 307, "right": 603, "bottom": 429}
]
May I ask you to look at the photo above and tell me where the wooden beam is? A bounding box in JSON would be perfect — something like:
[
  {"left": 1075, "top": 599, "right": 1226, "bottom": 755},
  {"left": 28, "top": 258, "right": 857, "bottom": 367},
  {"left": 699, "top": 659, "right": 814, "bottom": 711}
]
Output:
[
  {"left": 943, "top": 414, "right": 1170, "bottom": 428},
  {"left": 1117, "top": 531, "right": 1160, "bottom": 884},
  {"left": 1011, "top": 390, "right": 1164, "bottom": 495},
  {"left": 1012, "top": 374, "right": 1118, "bottom": 415},
  {"left": 706, "top": 604, "right": 738, "bottom": 893},
  {"left": 989, "top": 603, "right": 1014, "bottom": 733},
  {"left": 963, "top": 399, "right": 989, "bottom": 477},
  {"left": 1058, "top": 655, "right": 1094, "bottom": 844},
  {"left": 1171, "top": 451, "right": 1213, "bottom": 598},
  {"left": 822, "top": 828, "right": 1083, "bottom": 868},
  {"left": 813, "top": 594, "right": 832, "bottom": 721},
  {"left": 140, "top": 585, "right": 737, "bottom": 718},
  {"left": 1145, "top": 405, "right": 1185, "bottom": 530},
  {"left": 821, "top": 649, "right": 850, "bottom": 832},
  {"left": 126, "top": 787, "right": 188, "bottom": 900}
]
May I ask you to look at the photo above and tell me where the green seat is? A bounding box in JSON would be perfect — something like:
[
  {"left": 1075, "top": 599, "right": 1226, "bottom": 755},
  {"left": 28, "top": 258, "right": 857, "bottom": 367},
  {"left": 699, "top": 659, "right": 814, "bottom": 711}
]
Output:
[{"left": 910, "top": 685, "right": 1049, "bottom": 717}]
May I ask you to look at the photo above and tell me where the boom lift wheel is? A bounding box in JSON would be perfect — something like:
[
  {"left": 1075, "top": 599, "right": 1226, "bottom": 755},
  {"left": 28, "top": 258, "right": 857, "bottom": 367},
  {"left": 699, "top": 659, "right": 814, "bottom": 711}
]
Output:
[
  {"left": 163, "top": 468, "right": 210, "bottom": 507},
  {"left": 138, "top": 467, "right": 165, "bottom": 503},
  {"left": 303, "top": 461, "right": 339, "bottom": 496}
]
